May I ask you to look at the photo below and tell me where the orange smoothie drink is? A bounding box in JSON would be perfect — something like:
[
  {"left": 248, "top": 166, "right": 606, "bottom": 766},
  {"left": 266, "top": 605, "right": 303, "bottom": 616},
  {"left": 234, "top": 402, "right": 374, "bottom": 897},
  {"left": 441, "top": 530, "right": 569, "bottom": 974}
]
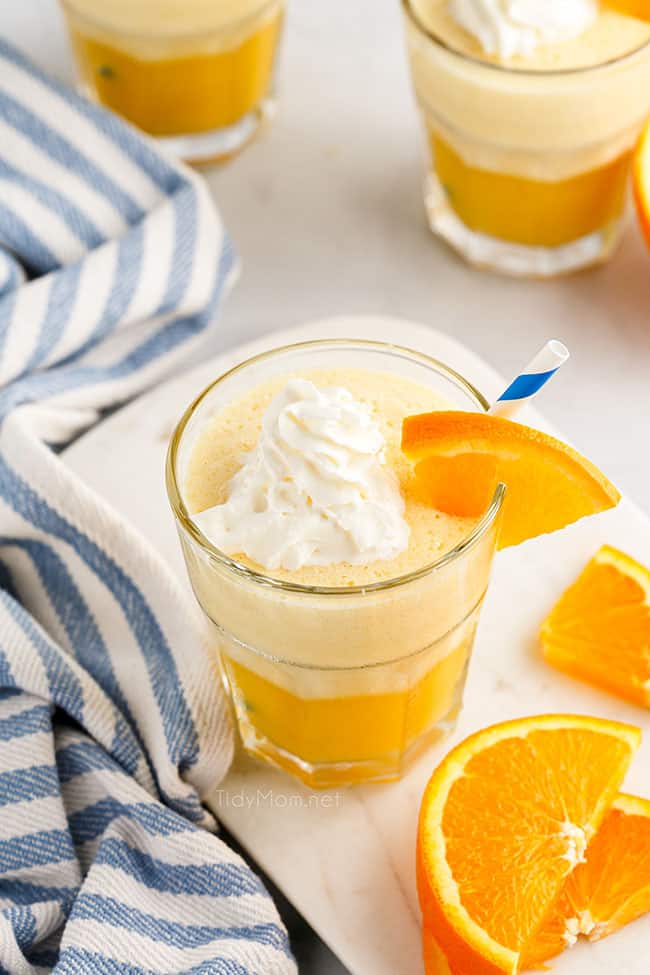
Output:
[
  {"left": 166, "top": 341, "right": 504, "bottom": 788},
  {"left": 60, "top": 0, "right": 284, "bottom": 163},
  {"left": 402, "top": 0, "right": 650, "bottom": 276}
]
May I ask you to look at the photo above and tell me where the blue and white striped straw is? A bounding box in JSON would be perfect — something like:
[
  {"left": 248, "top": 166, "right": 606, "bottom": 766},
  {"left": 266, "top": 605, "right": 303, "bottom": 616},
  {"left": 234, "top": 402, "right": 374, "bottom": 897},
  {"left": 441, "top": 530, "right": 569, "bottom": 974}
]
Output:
[{"left": 489, "top": 339, "right": 570, "bottom": 419}]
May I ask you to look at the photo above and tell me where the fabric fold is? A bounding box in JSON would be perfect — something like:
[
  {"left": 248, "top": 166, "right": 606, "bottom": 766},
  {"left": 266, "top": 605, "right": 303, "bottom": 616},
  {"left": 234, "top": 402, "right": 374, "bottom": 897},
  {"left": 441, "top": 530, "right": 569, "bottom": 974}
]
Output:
[{"left": 0, "top": 39, "right": 296, "bottom": 975}]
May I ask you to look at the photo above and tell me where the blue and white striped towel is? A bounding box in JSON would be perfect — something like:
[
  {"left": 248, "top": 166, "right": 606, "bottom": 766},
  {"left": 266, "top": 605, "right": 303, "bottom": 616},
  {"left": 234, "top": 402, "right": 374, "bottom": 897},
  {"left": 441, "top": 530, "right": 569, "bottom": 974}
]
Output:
[{"left": 0, "top": 40, "right": 296, "bottom": 975}]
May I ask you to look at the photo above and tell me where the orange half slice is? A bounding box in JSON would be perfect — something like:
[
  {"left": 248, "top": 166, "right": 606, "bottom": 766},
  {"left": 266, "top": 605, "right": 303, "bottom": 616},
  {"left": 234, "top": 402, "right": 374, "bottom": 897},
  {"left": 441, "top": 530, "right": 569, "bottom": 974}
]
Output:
[
  {"left": 634, "top": 118, "right": 650, "bottom": 249},
  {"left": 417, "top": 714, "right": 640, "bottom": 974}
]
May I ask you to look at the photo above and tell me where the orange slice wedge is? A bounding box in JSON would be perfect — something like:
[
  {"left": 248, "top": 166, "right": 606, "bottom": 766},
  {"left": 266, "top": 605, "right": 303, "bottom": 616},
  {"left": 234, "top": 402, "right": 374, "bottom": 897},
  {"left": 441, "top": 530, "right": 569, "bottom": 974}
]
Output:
[
  {"left": 401, "top": 412, "right": 620, "bottom": 548},
  {"left": 605, "top": 1, "right": 650, "bottom": 19},
  {"left": 634, "top": 118, "right": 650, "bottom": 249},
  {"left": 417, "top": 714, "right": 641, "bottom": 975},
  {"left": 541, "top": 545, "right": 650, "bottom": 708},
  {"left": 423, "top": 932, "right": 462, "bottom": 974},
  {"left": 426, "top": 792, "right": 650, "bottom": 973},
  {"left": 524, "top": 793, "right": 650, "bottom": 966}
]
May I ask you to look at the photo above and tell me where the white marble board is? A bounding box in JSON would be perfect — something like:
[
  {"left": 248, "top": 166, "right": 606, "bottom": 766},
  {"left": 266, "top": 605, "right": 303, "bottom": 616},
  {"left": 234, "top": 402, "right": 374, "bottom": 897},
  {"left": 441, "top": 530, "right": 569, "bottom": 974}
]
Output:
[{"left": 63, "top": 317, "right": 650, "bottom": 975}]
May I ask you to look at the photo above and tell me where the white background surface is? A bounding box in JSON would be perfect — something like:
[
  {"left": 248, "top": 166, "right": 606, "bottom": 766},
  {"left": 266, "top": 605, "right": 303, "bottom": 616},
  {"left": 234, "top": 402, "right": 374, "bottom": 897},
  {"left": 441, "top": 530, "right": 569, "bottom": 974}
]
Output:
[
  {"left": 5, "top": 4, "right": 650, "bottom": 973},
  {"left": 6, "top": 0, "right": 650, "bottom": 509}
]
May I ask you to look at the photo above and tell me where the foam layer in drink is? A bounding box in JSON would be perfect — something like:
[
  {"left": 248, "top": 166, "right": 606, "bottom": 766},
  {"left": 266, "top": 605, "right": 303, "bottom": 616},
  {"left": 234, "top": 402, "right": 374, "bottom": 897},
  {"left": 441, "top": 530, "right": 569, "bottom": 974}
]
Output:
[{"left": 62, "top": 0, "right": 276, "bottom": 48}]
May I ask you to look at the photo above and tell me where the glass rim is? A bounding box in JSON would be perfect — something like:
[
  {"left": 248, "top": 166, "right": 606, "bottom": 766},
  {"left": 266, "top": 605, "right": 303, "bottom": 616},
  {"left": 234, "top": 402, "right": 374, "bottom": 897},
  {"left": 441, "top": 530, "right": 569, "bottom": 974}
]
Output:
[
  {"left": 60, "top": 0, "right": 281, "bottom": 42},
  {"left": 401, "top": 0, "right": 650, "bottom": 79},
  {"left": 165, "top": 338, "right": 506, "bottom": 597}
]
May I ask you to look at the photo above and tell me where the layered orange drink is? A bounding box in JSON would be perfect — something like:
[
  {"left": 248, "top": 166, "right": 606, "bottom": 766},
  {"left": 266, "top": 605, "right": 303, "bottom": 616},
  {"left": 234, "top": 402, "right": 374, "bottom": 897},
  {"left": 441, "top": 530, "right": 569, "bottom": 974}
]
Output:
[
  {"left": 61, "top": 0, "right": 284, "bottom": 162},
  {"left": 402, "top": 0, "right": 650, "bottom": 275},
  {"left": 166, "top": 341, "right": 503, "bottom": 788}
]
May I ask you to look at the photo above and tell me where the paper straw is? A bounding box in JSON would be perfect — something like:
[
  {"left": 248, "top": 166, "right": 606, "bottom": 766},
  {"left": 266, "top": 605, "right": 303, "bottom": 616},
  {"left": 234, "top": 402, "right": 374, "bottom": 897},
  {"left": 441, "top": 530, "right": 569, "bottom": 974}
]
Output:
[{"left": 489, "top": 340, "right": 570, "bottom": 419}]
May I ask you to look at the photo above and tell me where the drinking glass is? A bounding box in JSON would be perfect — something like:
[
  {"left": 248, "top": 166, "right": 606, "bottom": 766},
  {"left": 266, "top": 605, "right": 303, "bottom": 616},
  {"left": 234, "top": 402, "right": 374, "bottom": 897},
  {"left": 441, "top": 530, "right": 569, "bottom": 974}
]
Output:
[
  {"left": 402, "top": 0, "right": 650, "bottom": 276},
  {"left": 166, "top": 340, "right": 505, "bottom": 787},
  {"left": 60, "top": 0, "right": 285, "bottom": 164}
]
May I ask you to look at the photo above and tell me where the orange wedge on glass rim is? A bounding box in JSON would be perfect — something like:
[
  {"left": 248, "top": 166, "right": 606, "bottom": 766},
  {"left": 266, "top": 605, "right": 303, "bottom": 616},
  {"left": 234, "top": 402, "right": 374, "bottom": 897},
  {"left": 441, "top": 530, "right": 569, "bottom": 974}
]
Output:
[
  {"left": 417, "top": 715, "right": 641, "bottom": 975},
  {"left": 524, "top": 793, "right": 650, "bottom": 966},
  {"left": 541, "top": 545, "right": 650, "bottom": 708},
  {"left": 401, "top": 412, "right": 620, "bottom": 548},
  {"left": 606, "top": 0, "right": 650, "bottom": 19},
  {"left": 634, "top": 117, "right": 650, "bottom": 249}
]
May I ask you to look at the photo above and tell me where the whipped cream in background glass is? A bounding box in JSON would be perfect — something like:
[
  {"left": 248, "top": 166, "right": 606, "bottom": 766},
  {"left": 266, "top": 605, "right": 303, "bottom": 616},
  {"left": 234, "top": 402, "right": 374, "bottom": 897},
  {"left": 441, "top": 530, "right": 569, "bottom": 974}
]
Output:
[
  {"left": 448, "top": 0, "right": 598, "bottom": 59},
  {"left": 196, "top": 379, "right": 410, "bottom": 571}
]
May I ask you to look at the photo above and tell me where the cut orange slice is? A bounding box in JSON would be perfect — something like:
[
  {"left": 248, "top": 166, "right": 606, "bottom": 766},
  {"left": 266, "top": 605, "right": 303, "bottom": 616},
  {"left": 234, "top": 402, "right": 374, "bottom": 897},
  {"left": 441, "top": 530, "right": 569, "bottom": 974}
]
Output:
[
  {"left": 417, "top": 714, "right": 640, "bottom": 975},
  {"left": 401, "top": 412, "right": 620, "bottom": 548},
  {"left": 634, "top": 118, "right": 650, "bottom": 249},
  {"left": 423, "top": 932, "right": 456, "bottom": 975},
  {"left": 426, "top": 792, "right": 650, "bottom": 973},
  {"left": 606, "top": 1, "right": 650, "bottom": 20},
  {"left": 524, "top": 793, "right": 650, "bottom": 966},
  {"left": 541, "top": 545, "right": 650, "bottom": 708}
]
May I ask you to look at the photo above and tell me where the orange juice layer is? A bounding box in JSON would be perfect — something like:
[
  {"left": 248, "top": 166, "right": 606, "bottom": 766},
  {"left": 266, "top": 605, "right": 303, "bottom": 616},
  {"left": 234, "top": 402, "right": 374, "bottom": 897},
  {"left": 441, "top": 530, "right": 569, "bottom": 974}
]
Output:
[
  {"left": 223, "top": 638, "right": 470, "bottom": 786},
  {"left": 431, "top": 132, "right": 632, "bottom": 247},
  {"left": 69, "top": 12, "right": 281, "bottom": 136}
]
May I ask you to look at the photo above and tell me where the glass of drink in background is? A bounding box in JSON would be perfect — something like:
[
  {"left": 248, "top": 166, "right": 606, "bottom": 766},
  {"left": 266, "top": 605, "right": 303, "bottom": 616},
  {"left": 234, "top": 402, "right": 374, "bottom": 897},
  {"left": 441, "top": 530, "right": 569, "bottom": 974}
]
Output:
[
  {"left": 60, "top": 0, "right": 285, "bottom": 164},
  {"left": 401, "top": 0, "right": 650, "bottom": 276},
  {"left": 166, "top": 340, "right": 505, "bottom": 788}
]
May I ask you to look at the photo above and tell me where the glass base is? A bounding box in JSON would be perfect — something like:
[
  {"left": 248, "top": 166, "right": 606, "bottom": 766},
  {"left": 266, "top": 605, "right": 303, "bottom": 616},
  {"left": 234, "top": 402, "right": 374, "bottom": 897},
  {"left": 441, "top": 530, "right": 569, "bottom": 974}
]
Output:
[
  {"left": 424, "top": 172, "right": 625, "bottom": 278},
  {"left": 238, "top": 705, "right": 461, "bottom": 788},
  {"left": 79, "top": 81, "right": 275, "bottom": 166},
  {"left": 234, "top": 690, "right": 464, "bottom": 790},
  {"left": 155, "top": 98, "right": 275, "bottom": 166},
  {"left": 217, "top": 612, "right": 478, "bottom": 788}
]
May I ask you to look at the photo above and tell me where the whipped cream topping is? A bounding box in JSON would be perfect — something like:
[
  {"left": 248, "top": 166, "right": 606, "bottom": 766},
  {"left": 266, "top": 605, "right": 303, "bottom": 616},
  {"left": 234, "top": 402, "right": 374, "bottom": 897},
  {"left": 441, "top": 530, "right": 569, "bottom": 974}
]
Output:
[
  {"left": 195, "top": 379, "right": 410, "bottom": 572},
  {"left": 448, "top": 0, "right": 598, "bottom": 59}
]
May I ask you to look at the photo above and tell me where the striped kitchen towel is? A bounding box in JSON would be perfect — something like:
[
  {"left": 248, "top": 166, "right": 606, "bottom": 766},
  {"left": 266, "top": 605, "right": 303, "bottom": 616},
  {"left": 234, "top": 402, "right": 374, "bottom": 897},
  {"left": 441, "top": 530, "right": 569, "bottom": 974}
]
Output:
[{"left": 0, "top": 40, "right": 296, "bottom": 975}]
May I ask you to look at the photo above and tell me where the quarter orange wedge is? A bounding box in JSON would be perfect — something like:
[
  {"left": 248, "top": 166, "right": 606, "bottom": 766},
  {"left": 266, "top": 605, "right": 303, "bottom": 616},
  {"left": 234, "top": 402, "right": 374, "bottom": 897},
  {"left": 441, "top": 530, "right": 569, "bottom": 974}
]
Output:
[
  {"left": 425, "top": 792, "right": 650, "bottom": 973},
  {"left": 634, "top": 118, "right": 650, "bottom": 249},
  {"left": 423, "top": 933, "right": 456, "bottom": 974},
  {"left": 524, "top": 793, "right": 650, "bottom": 966},
  {"left": 541, "top": 545, "right": 650, "bottom": 708},
  {"left": 417, "top": 714, "right": 641, "bottom": 975},
  {"left": 606, "top": 1, "right": 650, "bottom": 19},
  {"left": 401, "top": 412, "right": 620, "bottom": 548}
]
